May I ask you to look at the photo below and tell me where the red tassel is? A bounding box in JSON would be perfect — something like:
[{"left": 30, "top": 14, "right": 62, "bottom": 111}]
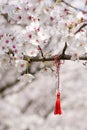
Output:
[{"left": 54, "top": 91, "right": 62, "bottom": 115}]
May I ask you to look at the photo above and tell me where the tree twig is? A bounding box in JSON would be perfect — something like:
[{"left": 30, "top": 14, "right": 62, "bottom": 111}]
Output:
[
  {"left": 62, "top": 0, "right": 87, "bottom": 13},
  {"left": 1, "top": 13, "right": 9, "bottom": 22},
  {"left": 62, "top": 42, "right": 67, "bottom": 55},
  {"left": 37, "top": 45, "right": 45, "bottom": 61},
  {"left": 74, "top": 23, "right": 87, "bottom": 34},
  {"left": 0, "top": 13, "right": 27, "bottom": 27},
  {"left": 0, "top": 80, "right": 19, "bottom": 96}
]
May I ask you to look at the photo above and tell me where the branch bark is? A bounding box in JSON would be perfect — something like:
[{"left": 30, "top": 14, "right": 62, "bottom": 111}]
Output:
[
  {"left": 23, "top": 42, "right": 87, "bottom": 62},
  {"left": 29, "top": 54, "right": 87, "bottom": 62},
  {"left": 24, "top": 54, "right": 87, "bottom": 63},
  {"left": 74, "top": 23, "right": 87, "bottom": 34}
]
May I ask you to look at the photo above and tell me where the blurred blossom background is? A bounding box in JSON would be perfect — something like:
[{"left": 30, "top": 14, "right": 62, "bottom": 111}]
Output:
[
  {"left": 0, "top": 61, "right": 87, "bottom": 130},
  {"left": 0, "top": 0, "right": 87, "bottom": 130}
]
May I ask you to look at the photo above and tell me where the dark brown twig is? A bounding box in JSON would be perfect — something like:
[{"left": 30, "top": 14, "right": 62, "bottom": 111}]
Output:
[
  {"left": 1, "top": 13, "right": 9, "bottom": 22},
  {"left": 37, "top": 45, "right": 45, "bottom": 61},
  {"left": 74, "top": 23, "right": 87, "bottom": 34},
  {"left": 62, "top": 42, "right": 67, "bottom": 55},
  {"left": 29, "top": 55, "right": 87, "bottom": 62}
]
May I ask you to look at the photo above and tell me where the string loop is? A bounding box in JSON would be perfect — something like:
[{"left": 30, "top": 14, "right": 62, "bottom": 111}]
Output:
[{"left": 54, "top": 55, "right": 61, "bottom": 92}]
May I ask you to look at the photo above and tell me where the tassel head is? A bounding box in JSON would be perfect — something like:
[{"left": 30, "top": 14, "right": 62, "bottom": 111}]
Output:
[{"left": 54, "top": 92, "right": 62, "bottom": 115}]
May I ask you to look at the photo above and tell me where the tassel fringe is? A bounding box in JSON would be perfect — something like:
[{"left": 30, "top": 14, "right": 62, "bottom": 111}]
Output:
[{"left": 54, "top": 91, "right": 62, "bottom": 115}]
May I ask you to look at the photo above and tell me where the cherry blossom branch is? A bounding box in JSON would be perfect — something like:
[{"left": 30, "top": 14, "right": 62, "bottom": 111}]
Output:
[
  {"left": 29, "top": 54, "right": 87, "bottom": 62},
  {"left": 1, "top": 13, "right": 9, "bottom": 22},
  {"left": 74, "top": 23, "right": 87, "bottom": 34},
  {"left": 0, "top": 80, "right": 19, "bottom": 97},
  {"left": 61, "top": 42, "right": 67, "bottom": 55},
  {"left": 23, "top": 43, "right": 87, "bottom": 62},
  {"left": 0, "top": 13, "right": 27, "bottom": 27},
  {"left": 37, "top": 45, "right": 45, "bottom": 61},
  {"left": 62, "top": 0, "right": 87, "bottom": 13},
  {"left": 1, "top": 82, "right": 29, "bottom": 97}
]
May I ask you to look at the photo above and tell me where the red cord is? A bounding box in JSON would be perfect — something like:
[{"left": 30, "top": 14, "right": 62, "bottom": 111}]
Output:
[
  {"left": 54, "top": 55, "right": 62, "bottom": 115},
  {"left": 54, "top": 55, "right": 61, "bottom": 92}
]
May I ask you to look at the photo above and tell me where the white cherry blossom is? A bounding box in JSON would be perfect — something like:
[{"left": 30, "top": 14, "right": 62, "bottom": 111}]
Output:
[
  {"left": 18, "top": 73, "right": 35, "bottom": 83},
  {"left": 15, "top": 60, "right": 28, "bottom": 73}
]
